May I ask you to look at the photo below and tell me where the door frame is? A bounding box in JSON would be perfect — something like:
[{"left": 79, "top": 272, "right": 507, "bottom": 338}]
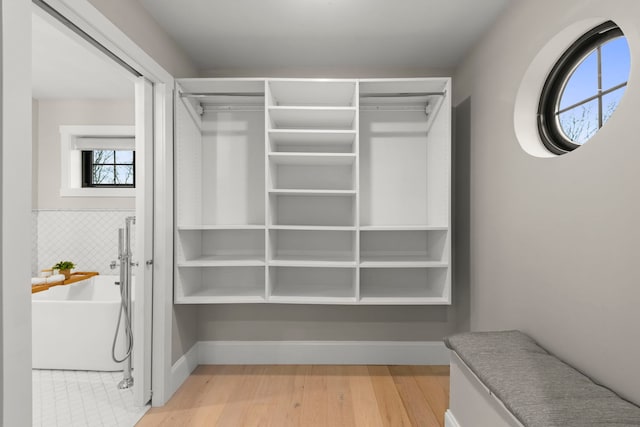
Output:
[
  {"left": 42, "top": 0, "right": 176, "bottom": 406},
  {"left": 1, "top": 3, "right": 174, "bottom": 425}
]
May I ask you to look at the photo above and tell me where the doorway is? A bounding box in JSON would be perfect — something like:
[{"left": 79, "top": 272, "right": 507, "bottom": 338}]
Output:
[{"left": 30, "top": 4, "right": 153, "bottom": 425}]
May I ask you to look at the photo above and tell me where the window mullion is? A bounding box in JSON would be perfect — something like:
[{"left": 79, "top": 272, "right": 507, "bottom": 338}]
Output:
[
  {"left": 113, "top": 150, "right": 117, "bottom": 184},
  {"left": 597, "top": 45, "right": 603, "bottom": 128}
]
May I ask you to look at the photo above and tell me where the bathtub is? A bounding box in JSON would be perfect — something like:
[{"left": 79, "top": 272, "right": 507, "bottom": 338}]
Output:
[{"left": 32, "top": 275, "right": 134, "bottom": 371}]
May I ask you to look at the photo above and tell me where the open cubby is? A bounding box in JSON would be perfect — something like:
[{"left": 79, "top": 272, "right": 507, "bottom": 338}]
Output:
[
  {"left": 359, "top": 267, "right": 449, "bottom": 303},
  {"left": 269, "top": 267, "right": 356, "bottom": 302},
  {"left": 269, "top": 160, "right": 355, "bottom": 191},
  {"left": 176, "top": 266, "right": 266, "bottom": 303},
  {"left": 360, "top": 229, "right": 448, "bottom": 265},
  {"left": 268, "top": 80, "right": 357, "bottom": 107},
  {"left": 269, "top": 229, "right": 356, "bottom": 266},
  {"left": 268, "top": 107, "right": 356, "bottom": 130},
  {"left": 268, "top": 131, "right": 356, "bottom": 153},
  {"left": 270, "top": 194, "right": 356, "bottom": 227},
  {"left": 177, "top": 229, "right": 265, "bottom": 265}
]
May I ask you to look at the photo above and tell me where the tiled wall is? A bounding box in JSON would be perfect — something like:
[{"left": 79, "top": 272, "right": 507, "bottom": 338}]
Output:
[{"left": 32, "top": 210, "right": 136, "bottom": 276}]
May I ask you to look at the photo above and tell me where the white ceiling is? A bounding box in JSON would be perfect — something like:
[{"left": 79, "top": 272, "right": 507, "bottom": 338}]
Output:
[
  {"left": 139, "top": 0, "right": 511, "bottom": 74},
  {"left": 32, "top": 11, "right": 133, "bottom": 100}
]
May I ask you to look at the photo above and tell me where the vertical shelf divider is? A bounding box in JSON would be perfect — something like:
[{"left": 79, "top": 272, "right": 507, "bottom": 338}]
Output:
[
  {"left": 265, "top": 79, "right": 272, "bottom": 301},
  {"left": 354, "top": 80, "right": 361, "bottom": 302}
]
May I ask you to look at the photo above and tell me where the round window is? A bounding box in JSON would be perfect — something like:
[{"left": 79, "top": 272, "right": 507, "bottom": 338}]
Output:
[{"left": 538, "top": 21, "right": 630, "bottom": 154}]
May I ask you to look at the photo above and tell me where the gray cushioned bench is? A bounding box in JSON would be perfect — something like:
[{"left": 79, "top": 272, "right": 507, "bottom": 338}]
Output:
[{"left": 445, "top": 330, "right": 640, "bottom": 427}]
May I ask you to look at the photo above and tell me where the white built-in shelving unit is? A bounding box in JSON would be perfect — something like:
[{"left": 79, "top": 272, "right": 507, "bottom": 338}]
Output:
[{"left": 175, "top": 77, "right": 451, "bottom": 305}]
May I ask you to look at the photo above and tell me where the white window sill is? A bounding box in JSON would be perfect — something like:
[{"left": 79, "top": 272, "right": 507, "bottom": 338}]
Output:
[{"left": 60, "top": 188, "right": 135, "bottom": 198}]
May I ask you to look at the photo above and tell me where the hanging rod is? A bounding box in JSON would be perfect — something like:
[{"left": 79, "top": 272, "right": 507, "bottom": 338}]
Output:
[
  {"left": 180, "top": 92, "right": 265, "bottom": 98},
  {"left": 202, "top": 105, "right": 265, "bottom": 113},
  {"left": 360, "top": 91, "right": 445, "bottom": 98},
  {"left": 360, "top": 105, "right": 432, "bottom": 112}
]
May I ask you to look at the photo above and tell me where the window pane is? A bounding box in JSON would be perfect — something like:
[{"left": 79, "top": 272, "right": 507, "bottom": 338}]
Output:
[
  {"left": 603, "top": 86, "right": 625, "bottom": 125},
  {"left": 601, "top": 37, "right": 630, "bottom": 90},
  {"left": 558, "top": 99, "right": 598, "bottom": 145},
  {"left": 93, "top": 165, "right": 115, "bottom": 184},
  {"left": 93, "top": 150, "right": 114, "bottom": 164},
  {"left": 559, "top": 50, "right": 598, "bottom": 110},
  {"left": 115, "top": 165, "right": 134, "bottom": 185},
  {"left": 115, "top": 150, "right": 134, "bottom": 164}
]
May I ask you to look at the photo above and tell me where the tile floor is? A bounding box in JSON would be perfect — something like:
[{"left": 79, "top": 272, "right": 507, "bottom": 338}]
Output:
[{"left": 32, "top": 370, "right": 149, "bottom": 427}]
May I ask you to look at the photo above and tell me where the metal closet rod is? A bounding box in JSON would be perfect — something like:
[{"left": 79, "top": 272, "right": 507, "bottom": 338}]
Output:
[
  {"left": 360, "top": 91, "right": 446, "bottom": 98},
  {"left": 180, "top": 92, "right": 265, "bottom": 98}
]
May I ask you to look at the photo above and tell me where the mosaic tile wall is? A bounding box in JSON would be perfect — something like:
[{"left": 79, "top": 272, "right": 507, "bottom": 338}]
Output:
[{"left": 32, "top": 210, "right": 136, "bottom": 276}]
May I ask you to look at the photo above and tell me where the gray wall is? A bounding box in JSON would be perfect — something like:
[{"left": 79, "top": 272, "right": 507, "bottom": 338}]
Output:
[
  {"left": 197, "top": 304, "right": 459, "bottom": 342},
  {"left": 454, "top": 0, "right": 640, "bottom": 405},
  {"left": 87, "top": 0, "right": 198, "bottom": 78},
  {"left": 33, "top": 99, "right": 135, "bottom": 210},
  {"left": 172, "top": 306, "right": 198, "bottom": 364}
]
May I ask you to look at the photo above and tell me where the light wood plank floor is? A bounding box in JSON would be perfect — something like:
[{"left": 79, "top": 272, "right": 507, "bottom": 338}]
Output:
[{"left": 137, "top": 365, "right": 450, "bottom": 427}]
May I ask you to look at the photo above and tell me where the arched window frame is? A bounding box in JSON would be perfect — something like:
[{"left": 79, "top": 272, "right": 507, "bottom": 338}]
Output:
[{"left": 538, "top": 21, "right": 627, "bottom": 154}]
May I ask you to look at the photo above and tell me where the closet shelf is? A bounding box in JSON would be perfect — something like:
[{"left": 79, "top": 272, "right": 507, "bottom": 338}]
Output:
[
  {"left": 269, "top": 280, "right": 356, "bottom": 302},
  {"left": 269, "top": 225, "right": 357, "bottom": 231},
  {"left": 268, "top": 152, "right": 356, "bottom": 166},
  {"left": 359, "top": 259, "right": 448, "bottom": 268},
  {"left": 269, "top": 106, "right": 356, "bottom": 130},
  {"left": 177, "top": 289, "right": 265, "bottom": 304},
  {"left": 270, "top": 259, "right": 357, "bottom": 268},
  {"left": 359, "top": 225, "right": 448, "bottom": 231},
  {"left": 358, "top": 296, "right": 450, "bottom": 305},
  {"left": 177, "top": 224, "right": 265, "bottom": 230},
  {"left": 268, "top": 296, "right": 357, "bottom": 304},
  {"left": 268, "top": 130, "right": 356, "bottom": 146},
  {"left": 178, "top": 256, "right": 266, "bottom": 267},
  {"left": 269, "top": 189, "right": 355, "bottom": 196}
]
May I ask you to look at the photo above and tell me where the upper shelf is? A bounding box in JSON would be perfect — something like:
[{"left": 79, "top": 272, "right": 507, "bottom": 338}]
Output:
[
  {"left": 269, "top": 106, "right": 356, "bottom": 130},
  {"left": 268, "top": 153, "right": 356, "bottom": 166},
  {"left": 268, "top": 80, "right": 357, "bottom": 107},
  {"left": 268, "top": 129, "right": 357, "bottom": 146},
  {"left": 359, "top": 78, "right": 448, "bottom": 100}
]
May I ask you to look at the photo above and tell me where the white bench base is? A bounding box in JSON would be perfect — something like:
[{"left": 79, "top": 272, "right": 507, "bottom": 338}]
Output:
[{"left": 446, "top": 351, "right": 523, "bottom": 427}]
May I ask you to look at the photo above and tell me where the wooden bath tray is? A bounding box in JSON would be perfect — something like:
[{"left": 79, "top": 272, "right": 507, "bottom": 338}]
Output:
[{"left": 32, "top": 271, "right": 99, "bottom": 294}]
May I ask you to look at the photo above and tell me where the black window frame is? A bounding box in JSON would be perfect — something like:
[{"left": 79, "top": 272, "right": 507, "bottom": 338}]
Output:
[
  {"left": 538, "top": 21, "right": 627, "bottom": 155},
  {"left": 82, "top": 149, "right": 136, "bottom": 188}
]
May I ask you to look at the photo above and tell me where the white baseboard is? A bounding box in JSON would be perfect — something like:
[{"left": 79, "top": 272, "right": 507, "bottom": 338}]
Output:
[
  {"left": 169, "top": 343, "right": 198, "bottom": 398},
  {"left": 169, "top": 340, "right": 448, "bottom": 396},
  {"left": 197, "top": 340, "right": 449, "bottom": 365},
  {"left": 445, "top": 410, "right": 461, "bottom": 427}
]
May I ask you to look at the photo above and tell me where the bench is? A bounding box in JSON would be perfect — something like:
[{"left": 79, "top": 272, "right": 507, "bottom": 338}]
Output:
[{"left": 444, "top": 330, "right": 640, "bottom": 427}]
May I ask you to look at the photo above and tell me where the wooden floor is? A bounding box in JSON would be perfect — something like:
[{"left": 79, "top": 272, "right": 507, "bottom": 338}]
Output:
[{"left": 137, "top": 365, "right": 450, "bottom": 427}]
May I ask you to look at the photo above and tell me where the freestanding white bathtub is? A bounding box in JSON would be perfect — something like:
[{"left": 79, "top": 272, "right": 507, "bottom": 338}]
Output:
[{"left": 32, "top": 275, "right": 133, "bottom": 371}]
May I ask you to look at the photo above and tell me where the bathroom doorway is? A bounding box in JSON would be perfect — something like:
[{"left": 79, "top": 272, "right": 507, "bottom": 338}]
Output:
[{"left": 31, "top": 4, "right": 153, "bottom": 425}]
